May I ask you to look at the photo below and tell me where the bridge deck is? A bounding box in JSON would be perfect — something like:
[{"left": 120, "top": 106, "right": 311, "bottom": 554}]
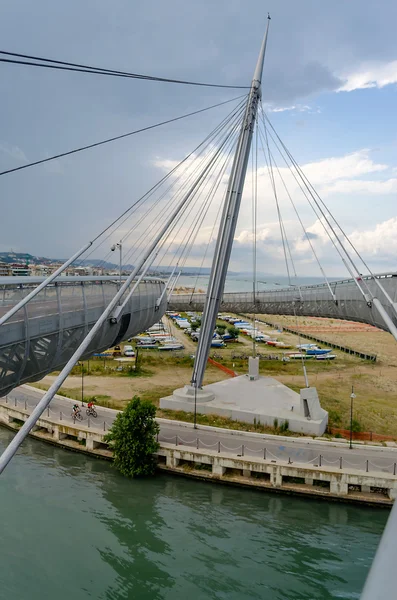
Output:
[
  {"left": 0, "top": 276, "right": 166, "bottom": 396},
  {"left": 169, "top": 273, "right": 397, "bottom": 333}
]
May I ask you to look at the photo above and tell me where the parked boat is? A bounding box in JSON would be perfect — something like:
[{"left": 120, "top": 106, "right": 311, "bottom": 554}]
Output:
[
  {"left": 315, "top": 354, "right": 336, "bottom": 360},
  {"left": 211, "top": 340, "right": 226, "bottom": 348},
  {"left": 305, "top": 347, "right": 332, "bottom": 355},
  {"left": 158, "top": 343, "right": 184, "bottom": 351},
  {"left": 296, "top": 343, "right": 317, "bottom": 349}
]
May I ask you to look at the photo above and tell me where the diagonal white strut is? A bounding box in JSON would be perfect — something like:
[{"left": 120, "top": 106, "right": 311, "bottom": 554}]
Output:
[{"left": 192, "top": 15, "right": 271, "bottom": 389}]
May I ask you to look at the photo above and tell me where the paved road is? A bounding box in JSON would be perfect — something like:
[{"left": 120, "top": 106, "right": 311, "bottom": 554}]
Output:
[{"left": 2, "top": 385, "right": 397, "bottom": 475}]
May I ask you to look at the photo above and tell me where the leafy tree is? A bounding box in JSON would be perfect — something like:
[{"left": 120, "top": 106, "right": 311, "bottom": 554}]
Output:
[
  {"left": 191, "top": 322, "right": 199, "bottom": 331},
  {"left": 105, "top": 396, "right": 159, "bottom": 477},
  {"left": 216, "top": 324, "right": 226, "bottom": 335},
  {"left": 227, "top": 326, "right": 239, "bottom": 339}
]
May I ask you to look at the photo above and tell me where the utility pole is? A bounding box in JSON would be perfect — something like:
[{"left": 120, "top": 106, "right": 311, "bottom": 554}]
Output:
[{"left": 192, "top": 15, "right": 271, "bottom": 390}]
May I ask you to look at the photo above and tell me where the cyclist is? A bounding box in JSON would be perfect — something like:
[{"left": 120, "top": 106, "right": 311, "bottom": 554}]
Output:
[
  {"left": 72, "top": 404, "right": 81, "bottom": 418},
  {"left": 87, "top": 399, "right": 95, "bottom": 410}
]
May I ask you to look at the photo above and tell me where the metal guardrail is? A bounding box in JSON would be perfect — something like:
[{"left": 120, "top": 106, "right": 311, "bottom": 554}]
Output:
[{"left": 1, "top": 395, "right": 397, "bottom": 475}]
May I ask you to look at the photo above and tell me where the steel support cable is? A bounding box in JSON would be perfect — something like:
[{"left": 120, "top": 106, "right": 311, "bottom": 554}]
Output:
[
  {"left": 102, "top": 100, "right": 248, "bottom": 270},
  {"left": 260, "top": 123, "right": 303, "bottom": 298},
  {"left": 69, "top": 96, "right": 249, "bottom": 272},
  {"left": 0, "top": 50, "right": 249, "bottom": 89},
  {"left": 261, "top": 110, "right": 374, "bottom": 300},
  {"left": 131, "top": 128, "right": 237, "bottom": 276},
  {"left": 121, "top": 117, "right": 240, "bottom": 267},
  {"left": 0, "top": 119, "right": 242, "bottom": 473},
  {"left": 121, "top": 106, "right": 245, "bottom": 271},
  {"left": 184, "top": 105, "right": 250, "bottom": 297},
  {"left": 122, "top": 121, "right": 241, "bottom": 292},
  {"left": 0, "top": 94, "right": 247, "bottom": 178},
  {"left": 116, "top": 132, "right": 245, "bottom": 318},
  {"left": 261, "top": 123, "right": 292, "bottom": 284},
  {"left": 170, "top": 114, "right": 245, "bottom": 297},
  {"left": 177, "top": 133, "right": 239, "bottom": 272},
  {"left": 159, "top": 131, "right": 239, "bottom": 278},
  {"left": 260, "top": 121, "right": 309, "bottom": 386},
  {"left": 257, "top": 117, "right": 336, "bottom": 302},
  {"left": 258, "top": 108, "right": 369, "bottom": 301},
  {"left": 263, "top": 112, "right": 393, "bottom": 302},
  {"left": 0, "top": 96, "right": 248, "bottom": 327},
  {"left": 188, "top": 197, "right": 225, "bottom": 302},
  {"left": 121, "top": 137, "right": 235, "bottom": 272},
  {"left": 260, "top": 111, "right": 391, "bottom": 337},
  {"left": 154, "top": 120, "right": 242, "bottom": 272}
]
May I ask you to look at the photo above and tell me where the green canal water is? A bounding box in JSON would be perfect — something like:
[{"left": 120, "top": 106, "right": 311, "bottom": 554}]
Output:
[{"left": 0, "top": 428, "right": 388, "bottom": 600}]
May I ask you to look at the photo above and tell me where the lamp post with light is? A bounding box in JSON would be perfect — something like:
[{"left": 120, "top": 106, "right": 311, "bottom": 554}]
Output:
[
  {"left": 349, "top": 385, "right": 356, "bottom": 449},
  {"left": 110, "top": 240, "right": 123, "bottom": 290}
]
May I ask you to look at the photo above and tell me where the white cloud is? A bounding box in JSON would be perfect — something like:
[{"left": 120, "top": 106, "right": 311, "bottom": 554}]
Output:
[
  {"left": 338, "top": 60, "right": 397, "bottom": 92},
  {"left": 0, "top": 142, "right": 27, "bottom": 163},
  {"left": 301, "top": 150, "right": 387, "bottom": 185},
  {"left": 349, "top": 217, "right": 397, "bottom": 257},
  {"left": 320, "top": 177, "right": 397, "bottom": 196},
  {"left": 291, "top": 216, "right": 397, "bottom": 266},
  {"left": 266, "top": 104, "right": 315, "bottom": 114}
]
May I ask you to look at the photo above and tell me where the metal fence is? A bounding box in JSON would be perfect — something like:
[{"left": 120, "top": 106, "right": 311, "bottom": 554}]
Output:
[{"left": 2, "top": 395, "right": 396, "bottom": 475}]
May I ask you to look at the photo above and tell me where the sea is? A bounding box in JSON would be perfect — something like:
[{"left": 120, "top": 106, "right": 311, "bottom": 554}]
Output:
[{"left": 176, "top": 274, "right": 327, "bottom": 293}]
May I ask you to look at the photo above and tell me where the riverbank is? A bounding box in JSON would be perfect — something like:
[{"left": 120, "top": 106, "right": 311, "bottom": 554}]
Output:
[
  {"left": 1, "top": 425, "right": 384, "bottom": 600},
  {"left": 1, "top": 401, "right": 394, "bottom": 507}
]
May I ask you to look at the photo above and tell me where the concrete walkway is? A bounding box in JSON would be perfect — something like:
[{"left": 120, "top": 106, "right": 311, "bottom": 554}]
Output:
[{"left": 2, "top": 385, "right": 397, "bottom": 476}]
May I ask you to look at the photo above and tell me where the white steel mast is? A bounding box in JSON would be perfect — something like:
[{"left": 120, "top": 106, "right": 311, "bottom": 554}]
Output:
[{"left": 192, "top": 15, "right": 271, "bottom": 388}]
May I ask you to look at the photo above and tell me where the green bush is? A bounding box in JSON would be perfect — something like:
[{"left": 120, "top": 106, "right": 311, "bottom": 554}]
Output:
[
  {"left": 351, "top": 418, "right": 362, "bottom": 433},
  {"left": 227, "top": 326, "right": 239, "bottom": 339},
  {"left": 105, "top": 396, "right": 159, "bottom": 477}
]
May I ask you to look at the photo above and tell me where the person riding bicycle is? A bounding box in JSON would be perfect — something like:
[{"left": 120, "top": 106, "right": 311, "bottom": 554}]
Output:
[
  {"left": 87, "top": 400, "right": 95, "bottom": 410},
  {"left": 72, "top": 404, "right": 81, "bottom": 417}
]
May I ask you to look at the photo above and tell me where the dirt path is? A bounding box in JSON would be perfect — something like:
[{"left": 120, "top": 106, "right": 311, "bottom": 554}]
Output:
[
  {"left": 164, "top": 317, "right": 196, "bottom": 352},
  {"left": 40, "top": 364, "right": 228, "bottom": 402}
]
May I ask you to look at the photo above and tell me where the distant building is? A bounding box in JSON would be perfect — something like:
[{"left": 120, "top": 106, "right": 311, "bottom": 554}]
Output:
[
  {"left": 9, "top": 263, "right": 31, "bottom": 276},
  {"left": 30, "top": 264, "right": 57, "bottom": 277},
  {"left": 0, "top": 261, "right": 11, "bottom": 276}
]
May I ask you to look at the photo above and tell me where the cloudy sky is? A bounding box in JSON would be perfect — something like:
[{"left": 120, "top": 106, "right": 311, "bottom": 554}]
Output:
[{"left": 1, "top": 0, "right": 396, "bottom": 278}]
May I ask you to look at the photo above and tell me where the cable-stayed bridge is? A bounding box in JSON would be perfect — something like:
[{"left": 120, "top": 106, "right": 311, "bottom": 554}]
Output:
[
  {"left": 1, "top": 272, "right": 397, "bottom": 400},
  {"left": 169, "top": 273, "right": 397, "bottom": 332},
  {"left": 1, "top": 16, "right": 397, "bottom": 595}
]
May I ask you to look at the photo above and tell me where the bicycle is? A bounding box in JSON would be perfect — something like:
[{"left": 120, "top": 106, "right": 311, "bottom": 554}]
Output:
[
  {"left": 71, "top": 410, "right": 83, "bottom": 422},
  {"left": 86, "top": 406, "right": 97, "bottom": 418}
]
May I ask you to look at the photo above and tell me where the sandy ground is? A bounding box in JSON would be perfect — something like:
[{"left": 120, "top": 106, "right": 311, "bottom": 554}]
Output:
[
  {"left": 40, "top": 365, "right": 228, "bottom": 402},
  {"left": 34, "top": 312, "right": 397, "bottom": 435}
]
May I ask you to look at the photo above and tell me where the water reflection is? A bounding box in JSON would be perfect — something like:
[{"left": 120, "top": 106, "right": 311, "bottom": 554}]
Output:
[{"left": 0, "top": 428, "right": 389, "bottom": 600}]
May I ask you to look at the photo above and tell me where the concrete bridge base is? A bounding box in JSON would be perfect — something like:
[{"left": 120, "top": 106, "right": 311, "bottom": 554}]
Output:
[{"left": 160, "top": 375, "right": 328, "bottom": 436}]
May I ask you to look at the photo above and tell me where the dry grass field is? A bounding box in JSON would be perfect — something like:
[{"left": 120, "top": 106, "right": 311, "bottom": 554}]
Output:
[{"left": 31, "top": 313, "right": 397, "bottom": 437}]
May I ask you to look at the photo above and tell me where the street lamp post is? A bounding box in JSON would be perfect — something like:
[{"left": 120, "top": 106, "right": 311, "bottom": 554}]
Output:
[
  {"left": 192, "top": 375, "right": 197, "bottom": 429},
  {"left": 349, "top": 385, "right": 356, "bottom": 450},
  {"left": 81, "top": 361, "right": 85, "bottom": 407},
  {"left": 111, "top": 240, "right": 123, "bottom": 290}
]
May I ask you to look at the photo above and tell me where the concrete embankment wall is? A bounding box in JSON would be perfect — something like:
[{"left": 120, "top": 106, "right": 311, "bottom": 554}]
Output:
[{"left": 0, "top": 404, "right": 395, "bottom": 506}]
